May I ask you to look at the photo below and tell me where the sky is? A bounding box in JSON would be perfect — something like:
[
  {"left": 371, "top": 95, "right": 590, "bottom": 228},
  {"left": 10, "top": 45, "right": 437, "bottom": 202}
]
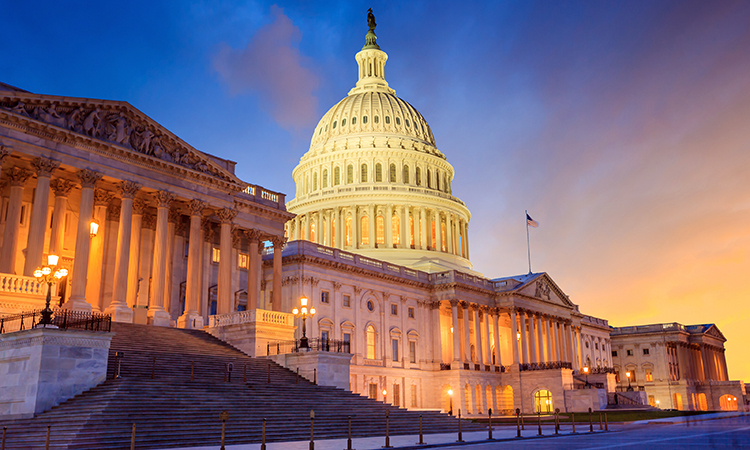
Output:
[{"left": 2, "top": 1, "right": 750, "bottom": 382}]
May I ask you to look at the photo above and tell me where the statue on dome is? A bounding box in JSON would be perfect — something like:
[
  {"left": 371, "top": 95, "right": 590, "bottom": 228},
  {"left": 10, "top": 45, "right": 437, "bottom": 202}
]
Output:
[{"left": 367, "top": 8, "right": 376, "bottom": 31}]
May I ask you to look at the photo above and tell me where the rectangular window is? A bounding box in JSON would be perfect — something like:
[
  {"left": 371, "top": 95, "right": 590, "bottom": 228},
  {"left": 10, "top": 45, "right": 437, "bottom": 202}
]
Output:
[
  {"left": 369, "top": 383, "right": 378, "bottom": 399},
  {"left": 411, "top": 386, "right": 417, "bottom": 407},
  {"left": 409, "top": 341, "right": 416, "bottom": 363},
  {"left": 343, "top": 333, "right": 350, "bottom": 344},
  {"left": 392, "top": 383, "right": 400, "bottom": 407},
  {"left": 595, "top": 342, "right": 599, "bottom": 350},
  {"left": 343, "top": 294, "right": 351, "bottom": 307},
  {"left": 646, "top": 369, "right": 653, "bottom": 382},
  {"left": 238, "top": 252, "right": 248, "bottom": 269},
  {"left": 321, "top": 330, "right": 329, "bottom": 342},
  {"left": 392, "top": 339, "right": 399, "bottom": 362},
  {"left": 408, "top": 307, "right": 415, "bottom": 318},
  {"left": 391, "top": 303, "right": 398, "bottom": 316},
  {"left": 321, "top": 291, "right": 329, "bottom": 304},
  {"left": 643, "top": 348, "right": 650, "bottom": 355},
  {"left": 626, "top": 349, "right": 633, "bottom": 356},
  {"left": 212, "top": 247, "right": 220, "bottom": 263},
  {"left": 612, "top": 350, "right": 618, "bottom": 357},
  {"left": 648, "top": 395, "right": 655, "bottom": 407}
]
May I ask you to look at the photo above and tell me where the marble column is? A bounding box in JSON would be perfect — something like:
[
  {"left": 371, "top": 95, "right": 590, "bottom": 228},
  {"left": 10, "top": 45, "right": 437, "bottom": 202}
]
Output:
[
  {"left": 65, "top": 169, "right": 102, "bottom": 311},
  {"left": 85, "top": 189, "right": 114, "bottom": 311},
  {"left": 419, "top": 207, "right": 427, "bottom": 250},
  {"left": 146, "top": 191, "right": 175, "bottom": 325},
  {"left": 105, "top": 181, "right": 140, "bottom": 322},
  {"left": 385, "top": 204, "right": 393, "bottom": 248},
  {"left": 367, "top": 204, "right": 375, "bottom": 248},
  {"left": 510, "top": 309, "right": 520, "bottom": 366},
  {"left": 335, "top": 207, "right": 343, "bottom": 248},
  {"left": 216, "top": 208, "right": 237, "bottom": 315},
  {"left": 125, "top": 198, "right": 145, "bottom": 308},
  {"left": 450, "top": 300, "right": 461, "bottom": 364},
  {"left": 720, "top": 350, "right": 729, "bottom": 381},
  {"left": 242, "top": 229, "right": 260, "bottom": 311},
  {"left": 0, "top": 167, "right": 31, "bottom": 274},
  {"left": 528, "top": 312, "right": 537, "bottom": 364},
  {"left": 23, "top": 157, "right": 60, "bottom": 275},
  {"left": 473, "top": 305, "right": 484, "bottom": 370},
  {"left": 303, "top": 214, "right": 310, "bottom": 241},
  {"left": 463, "top": 222, "right": 470, "bottom": 260},
  {"left": 271, "top": 236, "right": 285, "bottom": 311},
  {"left": 492, "top": 309, "right": 502, "bottom": 366},
  {"left": 315, "top": 211, "right": 322, "bottom": 244},
  {"left": 445, "top": 213, "right": 453, "bottom": 254},
  {"left": 353, "top": 207, "right": 360, "bottom": 249},
  {"left": 483, "top": 306, "right": 492, "bottom": 367},
  {"left": 48, "top": 179, "right": 74, "bottom": 256},
  {"left": 570, "top": 326, "right": 579, "bottom": 370},
  {"left": 431, "top": 301, "right": 443, "bottom": 364},
  {"left": 462, "top": 302, "right": 471, "bottom": 364},
  {"left": 537, "top": 315, "right": 546, "bottom": 363},
  {"left": 400, "top": 205, "right": 408, "bottom": 248},
  {"left": 519, "top": 311, "right": 529, "bottom": 365},
  {"left": 545, "top": 317, "right": 553, "bottom": 362},
  {"left": 178, "top": 199, "right": 205, "bottom": 328},
  {"left": 436, "top": 212, "right": 443, "bottom": 252},
  {"left": 164, "top": 208, "right": 179, "bottom": 315}
]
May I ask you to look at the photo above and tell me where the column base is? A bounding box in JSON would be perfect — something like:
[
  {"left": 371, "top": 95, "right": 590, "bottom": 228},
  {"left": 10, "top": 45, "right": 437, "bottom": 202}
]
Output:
[
  {"left": 105, "top": 304, "right": 134, "bottom": 323},
  {"left": 62, "top": 297, "right": 93, "bottom": 312},
  {"left": 177, "top": 311, "right": 204, "bottom": 329},
  {"left": 147, "top": 307, "right": 171, "bottom": 327}
]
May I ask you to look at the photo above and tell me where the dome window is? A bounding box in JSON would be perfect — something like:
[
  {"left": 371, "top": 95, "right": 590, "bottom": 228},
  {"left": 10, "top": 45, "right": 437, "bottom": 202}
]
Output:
[
  {"left": 361, "top": 163, "right": 368, "bottom": 183},
  {"left": 325, "top": 124, "right": 328, "bottom": 131},
  {"left": 389, "top": 163, "right": 397, "bottom": 183},
  {"left": 342, "top": 118, "right": 346, "bottom": 127},
  {"left": 415, "top": 167, "right": 422, "bottom": 186},
  {"left": 385, "top": 116, "right": 391, "bottom": 124},
  {"left": 333, "top": 120, "right": 337, "bottom": 129},
  {"left": 347, "top": 164, "right": 354, "bottom": 184},
  {"left": 375, "top": 163, "right": 383, "bottom": 182},
  {"left": 334, "top": 167, "right": 341, "bottom": 186},
  {"left": 322, "top": 169, "right": 328, "bottom": 188},
  {"left": 396, "top": 117, "right": 401, "bottom": 125},
  {"left": 352, "top": 117, "right": 357, "bottom": 125},
  {"left": 363, "top": 116, "right": 368, "bottom": 124},
  {"left": 374, "top": 115, "right": 380, "bottom": 124},
  {"left": 402, "top": 165, "right": 409, "bottom": 184},
  {"left": 406, "top": 119, "right": 411, "bottom": 127},
  {"left": 318, "top": 128, "right": 322, "bottom": 135}
]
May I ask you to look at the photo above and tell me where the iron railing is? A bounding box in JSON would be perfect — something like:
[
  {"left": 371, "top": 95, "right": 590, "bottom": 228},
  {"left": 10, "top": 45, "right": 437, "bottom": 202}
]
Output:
[
  {"left": 0, "top": 308, "right": 112, "bottom": 334},
  {"left": 519, "top": 361, "right": 572, "bottom": 371},
  {"left": 266, "top": 338, "right": 351, "bottom": 356}
]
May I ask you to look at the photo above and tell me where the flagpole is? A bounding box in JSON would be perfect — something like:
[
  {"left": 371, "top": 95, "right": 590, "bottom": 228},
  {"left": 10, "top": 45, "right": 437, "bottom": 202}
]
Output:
[{"left": 526, "top": 210, "right": 532, "bottom": 274}]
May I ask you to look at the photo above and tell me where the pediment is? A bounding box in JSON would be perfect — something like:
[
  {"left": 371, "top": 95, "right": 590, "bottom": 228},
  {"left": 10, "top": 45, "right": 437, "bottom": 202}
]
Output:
[
  {"left": 516, "top": 273, "right": 575, "bottom": 308},
  {"left": 704, "top": 324, "right": 726, "bottom": 341},
  {"left": 0, "top": 93, "right": 244, "bottom": 188}
]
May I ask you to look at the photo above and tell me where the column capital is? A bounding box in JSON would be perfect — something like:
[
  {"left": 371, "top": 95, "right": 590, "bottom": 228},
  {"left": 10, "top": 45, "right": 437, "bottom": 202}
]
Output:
[
  {"left": 107, "top": 204, "right": 121, "bottom": 222},
  {"left": 77, "top": 168, "right": 102, "bottom": 189},
  {"left": 168, "top": 207, "right": 182, "bottom": 223},
  {"left": 118, "top": 180, "right": 142, "bottom": 199},
  {"left": 271, "top": 235, "right": 287, "bottom": 248},
  {"left": 217, "top": 207, "right": 238, "bottom": 224},
  {"left": 5, "top": 166, "right": 32, "bottom": 187},
  {"left": 449, "top": 299, "right": 459, "bottom": 308},
  {"left": 202, "top": 219, "right": 215, "bottom": 242},
  {"left": 153, "top": 190, "right": 176, "bottom": 208},
  {"left": 244, "top": 228, "right": 263, "bottom": 243},
  {"left": 132, "top": 198, "right": 147, "bottom": 215},
  {"left": 187, "top": 199, "right": 207, "bottom": 217},
  {"left": 51, "top": 178, "right": 75, "bottom": 197},
  {"left": 30, "top": 157, "right": 60, "bottom": 177},
  {"left": 430, "top": 300, "right": 442, "bottom": 310},
  {"left": 459, "top": 300, "right": 469, "bottom": 309},
  {"left": 142, "top": 213, "right": 156, "bottom": 230},
  {"left": 0, "top": 145, "right": 11, "bottom": 163},
  {"left": 94, "top": 188, "right": 115, "bottom": 207},
  {"left": 232, "top": 227, "right": 242, "bottom": 249},
  {"left": 469, "top": 303, "right": 479, "bottom": 312}
]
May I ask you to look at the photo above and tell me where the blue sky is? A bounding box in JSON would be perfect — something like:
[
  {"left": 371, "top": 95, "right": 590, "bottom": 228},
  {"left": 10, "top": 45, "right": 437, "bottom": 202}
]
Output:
[{"left": 4, "top": 0, "right": 750, "bottom": 380}]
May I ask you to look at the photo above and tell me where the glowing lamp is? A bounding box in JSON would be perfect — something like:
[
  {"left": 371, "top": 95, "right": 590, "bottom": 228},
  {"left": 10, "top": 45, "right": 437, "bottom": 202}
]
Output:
[
  {"left": 382, "top": 389, "right": 387, "bottom": 396},
  {"left": 292, "top": 308, "right": 299, "bottom": 315},
  {"left": 301, "top": 306, "right": 307, "bottom": 315},
  {"left": 300, "top": 296, "right": 308, "bottom": 307},
  {"left": 33, "top": 269, "right": 43, "bottom": 278},
  {"left": 310, "top": 308, "right": 316, "bottom": 315},
  {"left": 447, "top": 389, "right": 453, "bottom": 396},
  {"left": 89, "top": 220, "right": 99, "bottom": 237},
  {"left": 42, "top": 266, "right": 51, "bottom": 276},
  {"left": 626, "top": 371, "right": 631, "bottom": 378},
  {"left": 58, "top": 268, "right": 68, "bottom": 277},
  {"left": 450, "top": 326, "right": 454, "bottom": 333},
  {"left": 517, "top": 332, "right": 521, "bottom": 341},
  {"left": 583, "top": 367, "right": 589, "bottom": 374},
  {"left": 47, "top": 254, "right": 59, "bottom": 266}
]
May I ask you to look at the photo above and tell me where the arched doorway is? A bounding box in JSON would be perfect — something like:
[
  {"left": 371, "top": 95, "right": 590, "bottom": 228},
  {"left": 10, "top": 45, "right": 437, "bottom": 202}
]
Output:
[
  {"left": 534, "top": 389, "right": 553, "bottom": 414},
  {"left": 719, "top": 394, "right": 737, "bottom": 411},
  {"left": 673, "top": 393, "right": 683, "bottom": 411},
  {"left": 698, "top": 393, "right": 708, "bottom": 411}
]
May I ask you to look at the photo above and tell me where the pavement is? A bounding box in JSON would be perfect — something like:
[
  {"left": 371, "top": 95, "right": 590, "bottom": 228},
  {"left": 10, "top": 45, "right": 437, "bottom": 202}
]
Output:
[{"left": 162, "top": 412, "right": 750, "bottom": 450}]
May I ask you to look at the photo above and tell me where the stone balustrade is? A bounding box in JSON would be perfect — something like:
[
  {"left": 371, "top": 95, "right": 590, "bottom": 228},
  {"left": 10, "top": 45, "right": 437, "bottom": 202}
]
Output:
[
  {"left": 208, "top": 308, "right": 294, "bottom": 328},
  {"left": 0, "top": 274, "right": 47, "bottom": 297}
]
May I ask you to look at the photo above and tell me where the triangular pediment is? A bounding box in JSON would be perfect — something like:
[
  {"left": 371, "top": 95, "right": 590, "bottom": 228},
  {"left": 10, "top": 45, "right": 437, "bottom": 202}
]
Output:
[
  {"left": 703, "top": 324, "right": 726, "bottom": 341},
  {"left": 0, "top": 92, "right": 244, "bottom": 189},
  {"left": 514, "top": 273, "right": 576, "bottom": 308}
]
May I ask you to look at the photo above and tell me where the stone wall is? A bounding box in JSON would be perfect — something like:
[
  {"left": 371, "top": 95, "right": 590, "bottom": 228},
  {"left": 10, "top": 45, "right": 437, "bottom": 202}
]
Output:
[
  {"left": 564, "top": 389, "right": 609, "bottom": 412},
  {"left": 207, "top": 317, "right": 295, "bottom": 357},
  {"left": 0, "top": 328, "right": 113, "bottom": 419},
  {"left": 266, "top": 351, "right": 353, "bottom": 391}
]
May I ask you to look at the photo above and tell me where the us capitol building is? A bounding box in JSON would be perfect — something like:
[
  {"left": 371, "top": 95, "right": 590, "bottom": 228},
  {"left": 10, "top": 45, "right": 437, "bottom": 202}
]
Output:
[{"left": 0, "top": 15, "right": 745, "bottom": 418}]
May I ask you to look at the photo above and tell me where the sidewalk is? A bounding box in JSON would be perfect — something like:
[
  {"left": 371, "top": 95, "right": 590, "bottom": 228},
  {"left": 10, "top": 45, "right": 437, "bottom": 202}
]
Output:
[
  {"left": 631, "top": 411, "right": 750, "bottom": 425},
  {"left": 161, "top": 424, "right": 607, "bottom": 450}
]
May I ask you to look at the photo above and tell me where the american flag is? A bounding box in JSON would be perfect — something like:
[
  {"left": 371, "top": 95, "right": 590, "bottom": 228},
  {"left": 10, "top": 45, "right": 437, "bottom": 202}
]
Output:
[{"left": 526, "top": 213, "right": 539, "bottom": 228}]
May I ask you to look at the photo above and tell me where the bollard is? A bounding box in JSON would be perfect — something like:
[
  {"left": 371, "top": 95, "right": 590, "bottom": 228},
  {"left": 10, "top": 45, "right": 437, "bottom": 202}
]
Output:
[
  {"left": 131, "top": 423, "right": 136, "bottom": 450},
  {"left": 220, "top": 411, "right": 229, "bottom": 450},
  {"left": 384, "top": 410, "right": 392, "bottom": 448},
  {"left": 297, "top": 367, "right": 300, "bottom": 384},
  {"left": 537, "top": 411, "right": 542, "bottom": 436},
  {"left": 599, "top": 412, "right": 603, "bottom": 430},
  {"left": 190, "top": 361, "right": 194, "bottom": 382},
  {"left": 314, "top": 368, "right": 317, "bottom": 384},
  {"left": 588, "top": 407, "right": 593, "bottom": 433},
  {"left": 488, "top": 408, "right": 493, "bottom": 441},
  {"left": 456, "top": 409, "right": 464, "bottom": 442},
  {"left": 555, "top": 408, "right": 559, "bottom": 435},
  {"left": 516, "top": 408, "right": 521, "bottom": 438},
  {"left": 267, "top": 360, "right": 271, "bottom": 384},
  {"left": 261, "top": 418, "right": 267, "bottom": 450},
  {"left": 310, "top": 409, "right": 315, "bottom": 450},
  {"left": 572, "top": 412, "right": 576, "bottom": 433},
  {"left": 2, "top": 426, "right": 6, "bottom": 450},
  {"left": 45, "top": 425, "right": 50, "bottom": 450},
  {"left": 605, "top": 412, "right": 608, "bottom": 431},
  {"left": 151, "top": 356, "right": 156, "bottom": 380},
  {"left": 417, "top": 414, "right": 425, "bottom": 445},
  {"left": 115, "top": 351, "right": 123, "bottom": 379},
  {"left": 346, "top": 415, "right": 354, "bottom": 449}
]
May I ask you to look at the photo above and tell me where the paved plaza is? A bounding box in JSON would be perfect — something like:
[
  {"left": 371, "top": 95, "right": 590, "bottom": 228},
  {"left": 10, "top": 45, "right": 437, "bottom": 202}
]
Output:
[{"left": 163, "top": 412, "right": 750, "bottom": 450}]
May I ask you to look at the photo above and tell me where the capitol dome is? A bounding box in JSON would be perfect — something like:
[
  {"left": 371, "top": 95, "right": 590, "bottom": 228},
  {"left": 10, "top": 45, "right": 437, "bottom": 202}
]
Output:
[{"left": 286, "top": 20, "right": 473, "bottom": 274}]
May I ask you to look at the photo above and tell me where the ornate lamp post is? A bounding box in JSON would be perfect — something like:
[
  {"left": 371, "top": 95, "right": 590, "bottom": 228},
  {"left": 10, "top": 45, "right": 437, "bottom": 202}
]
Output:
[
  {"left": 292, "top": 296, "right": 315, "bottom": 349},
  {"left": 33, "top": 254, "right": 68, "bottom": 326},
  {"left": 448, "top": 389, "right": 454, "bottom": 415},
  {"left": 583, "top": 366, "right": 590, "bottom": 388},
  {"left": 626, "top": 371, "right": 633, "bottom": 392}
]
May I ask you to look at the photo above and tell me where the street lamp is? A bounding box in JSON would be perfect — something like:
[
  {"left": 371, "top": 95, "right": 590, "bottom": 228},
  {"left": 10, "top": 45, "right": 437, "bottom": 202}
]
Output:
[
  {"left": 626, "top": 371, "right": 633, "bottom": 392},
  {"left": 33, "top": 254, "right": 68, "bottom": 326},
  {"left": 583, "top": 366, "right": 590, "bottom": 388},
  {"left": 292, "top": 296, "right": 315, "bottom": 349},
  {"left": 448, "top": 389, "right": 454, "bottom": 415},
  {"left": 383, "top": 389, "right": 387, "bottom": 404}
]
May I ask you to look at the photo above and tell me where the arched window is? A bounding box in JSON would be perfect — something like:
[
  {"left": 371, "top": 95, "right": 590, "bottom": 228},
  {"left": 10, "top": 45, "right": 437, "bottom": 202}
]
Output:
[
  {"left": 376, "top": 215, "right": 385, "bottom": 245},
  {"left": 436, "top": 170, "right": 441, "bottom": 191},
  {"left": 385, "top": 116, "right": 390, "bottom": 124},
  {"left": 361, "top": 216, "right": 369, "bottom": 246},
  {"left": 374, "top": 115, "right": 380, "bottom": 124},
  {"left": 322, "top": 169, "right": 328, "bottom": 188},
  {"left": 347, "top": 164, "right": 354, "bottom": 184},
  {"left": 341, "top": 118, "right": 346, "bottom": 127},
  {"left": 427, "top": 169, "right": 432, "bottom": 188},
  {"left": 403, "top": 165, "right": 409, "bottom": 184},
  {"left": 392, "top": 215, "right": 400, "bottom": 245},
  {"left": 345, "top": 216, "right": 352, "bottom": 246},
  {"left": 366, "top": 325, "right": 376, "bottom": 359},
  {"left": 443, "top": 174, "right": 448, "bottom": 192},
  {"left": 415, "top": 167, "right": 421, "bottom": 186},
  {"left": 310, "top": 222, "right": 316, "bottom": 242},
  {"left": 534, "top": 390, "right": 553, "bottom": 414},
  {"left": 313, "top": 173, "right": 318, "bottom": 191},
  {"left": 363, "top": 115, "right": 368, "bottom": 124},
  {"left": 351, "top": 116, "right": 357, "bottom": 125},
  {"left": 389, "top": 163, "right": 397, "bottom": 182},
  {"left": 334, "top": 167, "right": 341, "bottom": 186},
  {"left": 361, "top": 163, "right": 368, "bottom": 182},
  {"left": 375, "top": 163, "right": 383, "bottom": 182}
]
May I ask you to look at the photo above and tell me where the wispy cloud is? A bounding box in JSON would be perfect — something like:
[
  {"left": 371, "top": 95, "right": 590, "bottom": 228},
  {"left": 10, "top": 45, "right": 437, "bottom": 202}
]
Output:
[{"left": 212, "top": 5, "right": 319, "bottom": 130}]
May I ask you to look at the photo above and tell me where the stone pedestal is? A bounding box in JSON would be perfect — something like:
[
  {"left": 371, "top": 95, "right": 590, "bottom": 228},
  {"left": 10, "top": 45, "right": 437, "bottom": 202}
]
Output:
[
  {"left": 0, "top": 328, "right": 113, "bottom": 419},
  {"left": 564, "top": 388, "right": 609, "bottom": 412},
  {"left": 206, "top": 308, "right": 295, "bottom": 357},
  {"left": 266, "top": 351, "right": 353, "bottom": 391}
]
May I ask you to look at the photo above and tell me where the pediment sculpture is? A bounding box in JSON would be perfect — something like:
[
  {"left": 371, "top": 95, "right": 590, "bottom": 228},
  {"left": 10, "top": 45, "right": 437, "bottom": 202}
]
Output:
[{"left": 535, "top": 280, "right": 551, "bottom": 301}]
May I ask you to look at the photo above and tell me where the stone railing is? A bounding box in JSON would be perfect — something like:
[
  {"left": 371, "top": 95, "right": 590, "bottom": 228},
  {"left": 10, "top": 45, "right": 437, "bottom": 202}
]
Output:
[
  {"left": 0, "top": 273, "right": 47, "bottom": 296},
  {"left": 610, "top": 322, "right": 685, "bottom": 336},
  {"left": 286, "top": 184, "right": 466, "bottom": 208},
  {"left": 238, "top": 184, "right": 286, "bottom": 211},
  {"left": 208, "top": 308, "right": 294, "bottom": 328},
  {"left": 582, "top": 315, "right": 609, "bottom": 328}
]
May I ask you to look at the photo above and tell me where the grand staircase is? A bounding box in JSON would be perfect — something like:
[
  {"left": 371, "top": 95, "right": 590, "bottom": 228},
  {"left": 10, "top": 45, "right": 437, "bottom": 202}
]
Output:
[{"left": 0, "top": 323, "right": 482, "bottom": 449}]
